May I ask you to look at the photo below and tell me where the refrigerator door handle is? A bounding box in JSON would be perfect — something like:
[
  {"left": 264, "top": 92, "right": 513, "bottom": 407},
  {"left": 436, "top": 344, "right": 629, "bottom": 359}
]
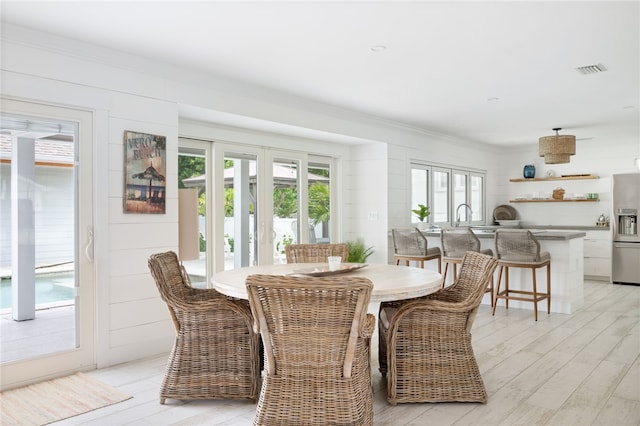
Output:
[{"left": 613, "top": 242, "right": 640, "bottom": 248}]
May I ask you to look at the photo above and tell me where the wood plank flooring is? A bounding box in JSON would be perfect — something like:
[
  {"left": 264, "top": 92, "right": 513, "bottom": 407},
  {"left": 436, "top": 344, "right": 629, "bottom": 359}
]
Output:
[{"left": 55, "top": 280, "right": 640, "bottom": 425}]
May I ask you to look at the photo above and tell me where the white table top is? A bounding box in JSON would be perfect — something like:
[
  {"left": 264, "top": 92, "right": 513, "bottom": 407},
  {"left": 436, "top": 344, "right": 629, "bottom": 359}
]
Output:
[{"left": 211, "top": 263, "right": 443, "bottom": 303}]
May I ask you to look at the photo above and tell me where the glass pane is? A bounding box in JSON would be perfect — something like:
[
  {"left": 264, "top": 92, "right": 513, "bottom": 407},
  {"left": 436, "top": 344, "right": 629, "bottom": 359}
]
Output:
[
  {"left": 224, "top": 154, "right": 257, "bottom": 269},
  {"left": 273, "top": 159, "right": 299, "bottom": 262},
  {"left": 453, "top": 172, "right": 469, "bottom": 223},
  {"left": 471, "top": 175, "right": 483, "bottom": 222},
  {"left": 411, "top": 168, "right": 428, "bottom": 223},
  {"left": 432, "top": 169, "right": 449, "bottom": 223},
  {"left": 178, "top": 149, "right": 206, "bottom": 288},
  {"left": 1, "top": 115, "right": 77, "bottom": 361},
  {"left": 308, "top": 160, "right": 331, "bottom": 243}
]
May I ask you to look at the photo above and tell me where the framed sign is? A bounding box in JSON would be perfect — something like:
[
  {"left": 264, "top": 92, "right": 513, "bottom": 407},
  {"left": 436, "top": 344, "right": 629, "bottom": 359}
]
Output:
[{"left": 123, "top": 131, "right": 166, "bottom": 214}]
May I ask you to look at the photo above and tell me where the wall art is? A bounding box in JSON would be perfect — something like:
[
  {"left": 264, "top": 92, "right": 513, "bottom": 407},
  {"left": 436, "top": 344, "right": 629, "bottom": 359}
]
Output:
[{"left": 123, "top": 130, "right": 166, "bottom": 214}]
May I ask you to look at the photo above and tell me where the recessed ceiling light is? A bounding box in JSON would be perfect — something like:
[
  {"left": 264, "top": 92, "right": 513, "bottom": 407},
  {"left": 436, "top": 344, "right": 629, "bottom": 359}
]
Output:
[
  {"left": 370, "top": 45, "right": 387, "bottom": 52},
  {"left": 487, "top": 97, "right": 500, "bottom": 101}
]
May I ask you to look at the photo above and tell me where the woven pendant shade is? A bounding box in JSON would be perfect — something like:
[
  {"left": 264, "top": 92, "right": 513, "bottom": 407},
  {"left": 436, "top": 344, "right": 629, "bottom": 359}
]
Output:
[{"left": 539, "top": 128, "right": 576, "bottom": 164}]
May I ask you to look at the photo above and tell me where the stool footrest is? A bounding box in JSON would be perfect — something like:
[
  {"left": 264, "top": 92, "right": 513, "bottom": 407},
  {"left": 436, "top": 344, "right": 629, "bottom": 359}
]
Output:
[{"left": 495, "top": 289, "right": 549, "bottom": 303}]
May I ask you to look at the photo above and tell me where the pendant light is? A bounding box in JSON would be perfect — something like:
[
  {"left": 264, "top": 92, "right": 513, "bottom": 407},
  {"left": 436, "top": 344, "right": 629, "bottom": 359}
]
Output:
[{"left": 539, "top": 128, "right": 576, "bottom": 164}]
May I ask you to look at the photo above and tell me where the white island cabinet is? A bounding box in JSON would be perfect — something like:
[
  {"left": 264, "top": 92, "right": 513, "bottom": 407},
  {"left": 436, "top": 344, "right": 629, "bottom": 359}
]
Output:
[{"left": 422, "top": 230, "right": 586, "bottom": 315}]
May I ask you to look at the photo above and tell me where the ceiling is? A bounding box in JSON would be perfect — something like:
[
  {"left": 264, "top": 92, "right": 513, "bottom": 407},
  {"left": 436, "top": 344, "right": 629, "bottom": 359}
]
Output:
[{"left": 1, "top": 1, "right": 639, "bottom": 147}]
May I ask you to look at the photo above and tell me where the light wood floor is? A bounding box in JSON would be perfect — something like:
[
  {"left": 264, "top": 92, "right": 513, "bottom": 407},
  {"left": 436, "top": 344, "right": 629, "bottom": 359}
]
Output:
[{"left": 54, "top": 280, "right": 639, "bottom": 425}]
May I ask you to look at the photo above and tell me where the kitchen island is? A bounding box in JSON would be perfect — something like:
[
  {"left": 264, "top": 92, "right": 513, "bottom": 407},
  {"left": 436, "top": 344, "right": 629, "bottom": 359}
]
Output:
[{"left": 421, "top": 229, "right": 586, "bottom": 314}]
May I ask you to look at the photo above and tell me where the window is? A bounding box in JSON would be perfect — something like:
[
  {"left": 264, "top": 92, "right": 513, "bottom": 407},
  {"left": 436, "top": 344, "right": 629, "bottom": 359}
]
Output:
[{"left": 411, "top": 163, "right": 485, "bottom": 226}]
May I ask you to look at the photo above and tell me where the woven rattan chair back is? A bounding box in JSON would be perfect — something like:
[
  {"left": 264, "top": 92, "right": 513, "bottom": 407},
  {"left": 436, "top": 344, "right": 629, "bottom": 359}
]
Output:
[
  {"left": 494, "top": 229, "right": 542, "bottom": 262},
  {"left": 246, "top": 274, "right": 375, "bottom": 425},
  {"left": 392, "top": 227, "right": 428, "bottom": 256},
  {"left": 391, "top": 227, "right": 442, "bottom": 270},
  {"left": 284, "top": 243, "right": 348, "bottom": 263},
  {"left": 148, "top": 251, "right": 260, "bottom": 403},
  {"left": 441, "top": 228, "right": 481, "bottom": 258},
  {"left": 378, "top": 251, "right": 498, "bottom": 404},
  {"left": 440, "top": 228, "right": 494, "bottom": 296},
  {"left": 438, "top": 251, "right": 498, "bottom": 306}
]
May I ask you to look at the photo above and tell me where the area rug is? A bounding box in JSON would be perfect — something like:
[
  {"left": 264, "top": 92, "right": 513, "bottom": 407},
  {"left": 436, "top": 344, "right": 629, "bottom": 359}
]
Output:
[{"left": 0, "top": 372, "right": 132, "bottom": 425}]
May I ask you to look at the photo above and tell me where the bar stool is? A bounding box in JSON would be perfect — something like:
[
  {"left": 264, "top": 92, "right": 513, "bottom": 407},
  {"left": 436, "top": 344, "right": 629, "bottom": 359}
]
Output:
[
  {"left": 391, "top": 227, "right": 441, "bottom": 272},
  {"left": 441, "top": 228, "right": 495, "bottom": 304},
  {"left": 492, "top": 230, "right": 551, "bottom": 321}
]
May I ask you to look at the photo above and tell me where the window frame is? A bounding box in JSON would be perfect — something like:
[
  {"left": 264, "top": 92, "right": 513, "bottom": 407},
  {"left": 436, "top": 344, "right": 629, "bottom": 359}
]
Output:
[{"left": 410, "top": 162, "right": 486, "bottom": 227}]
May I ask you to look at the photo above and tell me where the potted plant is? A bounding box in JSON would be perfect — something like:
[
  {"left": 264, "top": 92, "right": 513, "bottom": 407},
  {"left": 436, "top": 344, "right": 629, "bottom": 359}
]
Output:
[
  {"left": 411, "top": 204, "right": 430, "bottom": 229},
  {"left": 346, "top": 239, "right": 374, "bottom": 263}
]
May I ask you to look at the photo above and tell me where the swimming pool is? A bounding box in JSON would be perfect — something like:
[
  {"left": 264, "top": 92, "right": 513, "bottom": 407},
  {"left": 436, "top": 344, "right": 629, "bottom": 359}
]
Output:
[{"left": 0, "top": 272, "right": 75, "bottom": 310}]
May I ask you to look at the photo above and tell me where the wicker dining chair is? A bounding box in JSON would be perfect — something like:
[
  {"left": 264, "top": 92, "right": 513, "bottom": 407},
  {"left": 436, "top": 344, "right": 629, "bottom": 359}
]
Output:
[
  {"left": 246, "top": 274, "right": 375, "bottom": 425},
  {"left": 392, "top": 227, "right": 442, "bottom": 271},
  {"left": 492, "top": 230, "right": 551, "bottom": 321},
  {"left": 441, "top": 228, "right": 495, "bottom": 304},
  {"left": 148, "top": 251, "right": 261, "bottom": 404},
  {"left": 378, "top": 251, "right": 498, "bottom": 404},
  {"left": 284, "top": 243, "right": 349, "bottom": 263}
]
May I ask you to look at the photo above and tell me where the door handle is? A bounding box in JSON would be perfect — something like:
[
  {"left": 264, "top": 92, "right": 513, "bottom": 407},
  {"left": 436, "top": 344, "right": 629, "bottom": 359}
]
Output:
[{"left": 85, "top": 227, "right": 94, "bottom": 263}]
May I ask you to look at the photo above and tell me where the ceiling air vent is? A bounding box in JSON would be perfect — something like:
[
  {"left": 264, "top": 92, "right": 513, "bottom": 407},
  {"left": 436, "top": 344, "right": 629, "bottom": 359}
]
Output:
[{"left": 575, "top": 63, "right": 607, "bottom": 75}]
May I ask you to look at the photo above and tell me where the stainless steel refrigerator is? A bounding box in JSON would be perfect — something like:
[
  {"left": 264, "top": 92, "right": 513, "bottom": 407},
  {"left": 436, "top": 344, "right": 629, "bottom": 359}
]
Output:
[{"left": 612, "top": 173, "right": 640, "bottom": 285}]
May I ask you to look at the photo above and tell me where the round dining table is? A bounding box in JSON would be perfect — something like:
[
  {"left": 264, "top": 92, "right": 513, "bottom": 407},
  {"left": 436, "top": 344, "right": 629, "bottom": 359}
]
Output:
[{"left": 211, "top": 262, "right": 443, "bottom": 303}]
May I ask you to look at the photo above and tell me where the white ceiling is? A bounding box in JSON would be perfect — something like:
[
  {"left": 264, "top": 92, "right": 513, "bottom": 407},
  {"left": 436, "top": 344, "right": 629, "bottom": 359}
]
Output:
[{"left": 1, "top": 1, "right": 639, "bottom": 147}]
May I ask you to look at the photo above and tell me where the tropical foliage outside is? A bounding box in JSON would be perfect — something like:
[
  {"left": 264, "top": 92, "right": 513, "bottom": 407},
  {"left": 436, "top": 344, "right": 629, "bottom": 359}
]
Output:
[{"left": 178, "top": 156, "right": 331, "bottom": 250}]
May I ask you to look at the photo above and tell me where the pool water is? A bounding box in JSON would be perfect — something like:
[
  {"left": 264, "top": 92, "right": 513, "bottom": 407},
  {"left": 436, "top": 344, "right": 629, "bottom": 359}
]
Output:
[{"left": 0, "top": 272, "right": 75, "bottom": 310}]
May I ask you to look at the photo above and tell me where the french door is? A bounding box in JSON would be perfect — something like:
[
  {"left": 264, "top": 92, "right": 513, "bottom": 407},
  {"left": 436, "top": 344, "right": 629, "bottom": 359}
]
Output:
[
  {"left": 0, "top": 99, "right": 95, "bottom": 390},
  {"left": 179, "top": 138, "right": 336, "bottom": 284}
]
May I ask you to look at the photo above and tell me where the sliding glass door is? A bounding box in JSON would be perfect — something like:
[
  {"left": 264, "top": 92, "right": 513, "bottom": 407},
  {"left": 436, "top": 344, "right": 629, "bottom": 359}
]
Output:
[{"left": 0, "top": 99, "right": 95, "bottom": 390}]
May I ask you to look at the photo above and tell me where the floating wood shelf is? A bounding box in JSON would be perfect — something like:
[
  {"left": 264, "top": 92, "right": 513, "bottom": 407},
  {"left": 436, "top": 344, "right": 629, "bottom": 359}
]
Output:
[
  {"left": 510, "top": 175, "right": 599, "bottom": 182},
  {"left": 510, "top": 198, "right": 600, "bottom": 203}
]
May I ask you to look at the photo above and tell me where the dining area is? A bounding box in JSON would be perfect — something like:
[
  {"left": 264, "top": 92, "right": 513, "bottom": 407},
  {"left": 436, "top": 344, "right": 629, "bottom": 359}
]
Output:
[
  {"left": 147, "top": 242, "right": 499, "bottom": 425},
  {"left": 64, "top": 260, "right": 636, "bottom": 425}
]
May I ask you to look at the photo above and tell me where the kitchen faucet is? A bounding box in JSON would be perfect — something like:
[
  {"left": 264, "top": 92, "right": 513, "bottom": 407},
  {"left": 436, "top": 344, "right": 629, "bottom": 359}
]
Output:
[{"left": 455, "top": 203, "right": 473, "bottom": 227}]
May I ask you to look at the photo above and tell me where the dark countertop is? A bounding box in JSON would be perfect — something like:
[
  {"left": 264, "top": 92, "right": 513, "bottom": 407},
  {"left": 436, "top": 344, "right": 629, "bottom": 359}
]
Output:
[
  {"left": 421, "top": 228, "right": 586, "bottom": 240},
  {"left": 521, "top": 224, "right": 609, "bottom": 231}
]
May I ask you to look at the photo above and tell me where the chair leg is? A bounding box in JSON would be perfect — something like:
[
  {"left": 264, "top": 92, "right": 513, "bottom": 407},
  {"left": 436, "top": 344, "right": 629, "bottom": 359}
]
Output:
[
  {"left": 492, "top": 265, "right": 504, "bottom": 316},
  {"left": 437, "top": 257, "right": 441, "bottom": 273},
  {"left": 442, "top": 262, "right": 450, "bottom": 288},
  {"left": 488, "top": 274, "right": 495, "bottom": 308},
  {"left": 547, "top": 263, "right": 551, "bottom": 314},
  {"left": 532, "top": 267, "right": 538, "bottom": 321},
  {"left": 504, "top": 267, "right": 510, "bottom": 310}
]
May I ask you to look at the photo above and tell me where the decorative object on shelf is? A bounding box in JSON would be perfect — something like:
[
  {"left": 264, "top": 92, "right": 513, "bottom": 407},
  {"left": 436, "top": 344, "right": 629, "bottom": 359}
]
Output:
[
  {"left": 539, "top": 128, "right": 576, "bottom": 164},
  {"left": 523, "top": 164, "right": 536, "bottom": 178},
  {"left": 493, "top": 205, "right": 517, "bottom": 221},
  {"left": 546, "top": 169, "right": 556, "bottom": 177},
  {"left": 552, "top": 188, "right": 565, "bottom": 200}
]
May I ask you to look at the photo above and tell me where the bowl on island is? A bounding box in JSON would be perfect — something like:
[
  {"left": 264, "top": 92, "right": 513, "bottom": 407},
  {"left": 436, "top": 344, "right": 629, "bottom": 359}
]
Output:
[{"left": 497, "top": 220, "right": 520, "bottom": 227}]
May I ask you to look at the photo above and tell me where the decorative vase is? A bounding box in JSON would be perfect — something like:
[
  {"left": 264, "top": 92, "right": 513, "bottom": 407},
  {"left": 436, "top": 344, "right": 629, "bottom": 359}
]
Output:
[{"left": 523, "top": 164, "right": 536, "bottom": 179}]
